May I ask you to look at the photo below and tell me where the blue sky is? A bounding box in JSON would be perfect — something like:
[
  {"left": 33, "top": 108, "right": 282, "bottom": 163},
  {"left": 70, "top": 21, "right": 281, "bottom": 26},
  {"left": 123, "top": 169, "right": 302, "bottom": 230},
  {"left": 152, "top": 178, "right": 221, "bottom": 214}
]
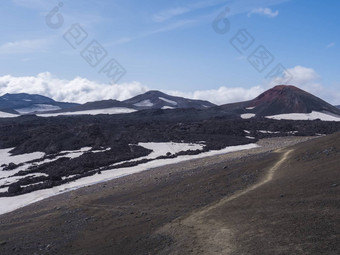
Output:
[{"left": 0, "top": 0, "right": 339, "bottom": 104}]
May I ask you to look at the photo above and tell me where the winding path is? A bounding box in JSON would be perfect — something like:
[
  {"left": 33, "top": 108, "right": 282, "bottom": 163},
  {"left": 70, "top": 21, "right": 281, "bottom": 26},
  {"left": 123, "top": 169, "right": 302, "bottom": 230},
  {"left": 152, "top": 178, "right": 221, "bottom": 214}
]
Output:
[{"left": 159, "top": 149, "right": 294, "bottom": 255}]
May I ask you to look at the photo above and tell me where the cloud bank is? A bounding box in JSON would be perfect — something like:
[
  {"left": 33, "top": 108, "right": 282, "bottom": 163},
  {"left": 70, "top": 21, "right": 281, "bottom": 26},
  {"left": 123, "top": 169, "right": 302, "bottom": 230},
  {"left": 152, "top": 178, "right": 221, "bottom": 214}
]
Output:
[
  {"left": 0, "top": 66, "right": 338, "bottom": 105},
  {"left": 0, "top": 73, "right": 148, "bottom": 104}
]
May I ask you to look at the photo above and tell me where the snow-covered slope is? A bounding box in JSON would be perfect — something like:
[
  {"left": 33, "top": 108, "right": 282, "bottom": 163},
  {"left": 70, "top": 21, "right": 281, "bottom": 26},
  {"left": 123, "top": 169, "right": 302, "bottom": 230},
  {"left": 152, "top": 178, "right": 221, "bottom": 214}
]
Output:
[
  {"left": 15, "top": 104, "right": 61, "bottom": 114},
  {"left": 0, "top": 93, "right": 78, "bottom": 114},
  {"left": 0, "top": 142, "right": 258, "bottom": 215},
  {"left": 37, "top": 107, "right": 136, "bottom": 117},
  {"left": 0, "top": 111, "right": 18, "bottom": 118},
  {"left": 123, "top": 90, "right": 216, "bottom": 110},
  {"left": 266, "top": 111, "right": 340, "bottom": 122},
  {"left": 133, "top": 99, "right": 153, "bottom": 107}
]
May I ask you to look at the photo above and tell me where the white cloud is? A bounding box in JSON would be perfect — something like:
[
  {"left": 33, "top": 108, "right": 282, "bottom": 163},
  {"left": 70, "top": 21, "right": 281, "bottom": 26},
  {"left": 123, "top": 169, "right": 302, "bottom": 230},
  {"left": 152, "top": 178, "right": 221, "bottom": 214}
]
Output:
[
  {"left": 0, "top": 67, "right": 338, "bottom": 106},
  {"left": 0, "top": 72, "right": 264, "bottom": 105},
  {"left": 326, "top": 42, "right": 335, "bottom": 48},
  {"left": 0, "top": 73, "right": 148, "bottom": 104},
  {"left": 269, "top": 65, "right": 340, "bottom": 105},
  {"left": 248, "top": 7, "right": 279, "bottom": 18},
  {"left": 0, "top": 38, "right": 50, "bottom": 55},
  {"left": 167, "top": 86, "right": 265, "bottom": 105}
]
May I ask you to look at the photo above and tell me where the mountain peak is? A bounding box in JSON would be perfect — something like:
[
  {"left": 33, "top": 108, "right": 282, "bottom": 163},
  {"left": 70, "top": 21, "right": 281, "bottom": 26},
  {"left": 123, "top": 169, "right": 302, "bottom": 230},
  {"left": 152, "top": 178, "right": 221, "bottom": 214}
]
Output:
[
  {"left": 0, "top": 93, "right": 78, "bottom": 114},
  {"left": 220, "top": 85, "right": 340, "bottom": 117},
  {"left": 123, "top": 90, "right": 215, "bottom": 110},
  {"left": 272, "top": 85, "right": 301, "bottom": 90},
  {"left": 251, "top": 85, "right": 340, "bottom": 115}
]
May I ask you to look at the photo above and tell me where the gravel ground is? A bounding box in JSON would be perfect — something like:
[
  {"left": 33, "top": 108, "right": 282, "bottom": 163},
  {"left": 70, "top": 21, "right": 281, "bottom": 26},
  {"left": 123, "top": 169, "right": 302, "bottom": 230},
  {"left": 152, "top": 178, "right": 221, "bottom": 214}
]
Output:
[{"left": 0, "top": 136, "right": 322, "bottom": 254}]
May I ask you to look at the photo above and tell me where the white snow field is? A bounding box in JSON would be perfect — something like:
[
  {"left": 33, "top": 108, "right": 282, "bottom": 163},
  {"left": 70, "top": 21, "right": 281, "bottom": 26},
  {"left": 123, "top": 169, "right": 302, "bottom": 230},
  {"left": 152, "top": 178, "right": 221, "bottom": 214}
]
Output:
[
  {"left": 16, "top": 104, "right": 61, "bottom": 114},
  {"left": 133, "top": 99, "right": 154, "bottom": 107},
  {"left": 37, "top": 107, "right": 136, "bottom": 117},
  {"left": 241, "top": 113, "right": 256, "bottom": 119},
  {"left": 259, "top": 130, "right": 281, "bottom": 134},
  {"left": 266, "top": 111, "right": 340, "bottom": 122},
  {"left": 0, "top": 142, "right": 259, "bottom": 215},
  {"left": 161, "top": 106, "right": 175, "bottom": 109},
  {"left": 0, "top": 111, "right": 18, "bottom": 118},
  {"left": 0, "top": 147, "right": 107, "bottom": 193},
  {"left": 159, "top": 97, "right": 177, "bottom": 105}
]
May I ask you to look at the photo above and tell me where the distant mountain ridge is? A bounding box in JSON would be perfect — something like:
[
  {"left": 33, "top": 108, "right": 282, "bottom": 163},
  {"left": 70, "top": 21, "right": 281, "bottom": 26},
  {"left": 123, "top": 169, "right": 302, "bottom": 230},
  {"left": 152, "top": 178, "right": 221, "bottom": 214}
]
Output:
[
  {"left": 123, "top": 90, "right": 216, "bottom": 110},
  {"left": 0, "top": 90, "right": 217, "bottom": 116},
  {"left": 0, "top": 93, "right": 79, "bottom": 114},
  {"left": 1, "top": 86, "right": 339, "bottom": 120}
]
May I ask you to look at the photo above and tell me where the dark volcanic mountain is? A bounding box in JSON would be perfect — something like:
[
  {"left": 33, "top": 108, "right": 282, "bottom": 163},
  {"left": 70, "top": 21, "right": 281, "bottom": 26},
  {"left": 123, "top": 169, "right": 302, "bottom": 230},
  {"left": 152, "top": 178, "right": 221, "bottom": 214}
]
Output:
[
  {"left": 220, "top": 85, "right": 340, "bottom": 116},
  {"left": 0, "top": 93, "right": 79, "bottom": 114},
  {"left": 1, "top": 86, "right": 339, "bottom": 119},
  {"left": 336, "top": 105, "right": 340, "bottom": 109},
  {"left": 123, "top": 90, "right": 216, "bottom": 110}
]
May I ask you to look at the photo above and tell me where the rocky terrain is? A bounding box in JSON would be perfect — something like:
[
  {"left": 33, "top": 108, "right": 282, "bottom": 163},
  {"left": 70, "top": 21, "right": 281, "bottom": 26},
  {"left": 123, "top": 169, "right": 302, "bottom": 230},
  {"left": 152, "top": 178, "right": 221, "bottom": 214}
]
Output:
[
  {"left": 0, "top": 111, "right": 339, "bottom": 197},
  {"left": 0, "top": 134, "right": 338, "bottom": 254}
]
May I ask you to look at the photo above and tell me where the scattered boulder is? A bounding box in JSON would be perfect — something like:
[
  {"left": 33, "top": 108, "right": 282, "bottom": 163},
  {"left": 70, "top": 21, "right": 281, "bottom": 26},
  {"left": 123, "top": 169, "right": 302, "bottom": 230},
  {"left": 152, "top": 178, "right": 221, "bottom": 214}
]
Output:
[{"left": 3, "top": 162, "right": 18, "bottom": 171}]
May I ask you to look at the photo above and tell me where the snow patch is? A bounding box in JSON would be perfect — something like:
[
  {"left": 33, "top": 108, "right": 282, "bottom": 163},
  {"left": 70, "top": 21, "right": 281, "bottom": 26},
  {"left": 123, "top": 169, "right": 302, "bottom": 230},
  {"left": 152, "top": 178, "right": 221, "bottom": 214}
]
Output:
[
  {"left": 259, "top": 130, "right": 280, "bottom": 134},
  {"left": 16, "top": 104, "right": 61, "bottom": 114},
  {"left": 134, "top": 100, "right": 153, "bottom": 107},
  {"left": 0, "top": 143, "right": 259, "bottom": 215},
  {"left": 138, "top": 142, "right": 204, "bottom": 159},
  {"left": 161, "top": 106, "right": 175, "bottom": 110},
  {"left": 266, "top": 111, "right": 340, "bottom": 122},
  {"left": 0, "top": 173, "right": 48, "bottom": 187},
  {"left": 37, "top": 107, "right": 136, "bottom": 117},
  {"left": 0, "top": 149, "right": 45, "bottom": 166},
  {"left": 241, "top": 113, "right": 256, "bottom": 119},
  {"left": 0, "top": 111, "right": 18, "bottom": 118},
  {"left": 0, "top": 147, "right": 109, "bottom": 191},
  {"left": 159, "top": 97, "right": 177, "bottom": 105},
  {"left": 246, "top": 107, "right": 255, "bottom": 110}
]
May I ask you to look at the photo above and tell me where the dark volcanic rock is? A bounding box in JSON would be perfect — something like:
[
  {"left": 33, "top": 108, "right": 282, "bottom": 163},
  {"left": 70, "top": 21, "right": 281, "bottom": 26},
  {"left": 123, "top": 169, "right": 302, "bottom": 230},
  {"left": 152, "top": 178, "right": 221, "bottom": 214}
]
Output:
[
  {"left": 3, "top": 163, "right": 18, "bottom": 171},
  {"left": 8, "top": 183, "right": 22, "bottom": 194}
]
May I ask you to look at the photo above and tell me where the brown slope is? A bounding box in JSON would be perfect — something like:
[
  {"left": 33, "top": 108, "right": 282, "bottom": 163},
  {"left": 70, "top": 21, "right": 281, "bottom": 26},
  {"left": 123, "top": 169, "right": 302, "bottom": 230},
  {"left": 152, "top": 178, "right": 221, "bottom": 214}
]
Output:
[
  {"left": 160, "top": 132, "right": 340, "bottom": 254},
  {"left": 220, "top": 85, "right": 340, "bottom": 116}
]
